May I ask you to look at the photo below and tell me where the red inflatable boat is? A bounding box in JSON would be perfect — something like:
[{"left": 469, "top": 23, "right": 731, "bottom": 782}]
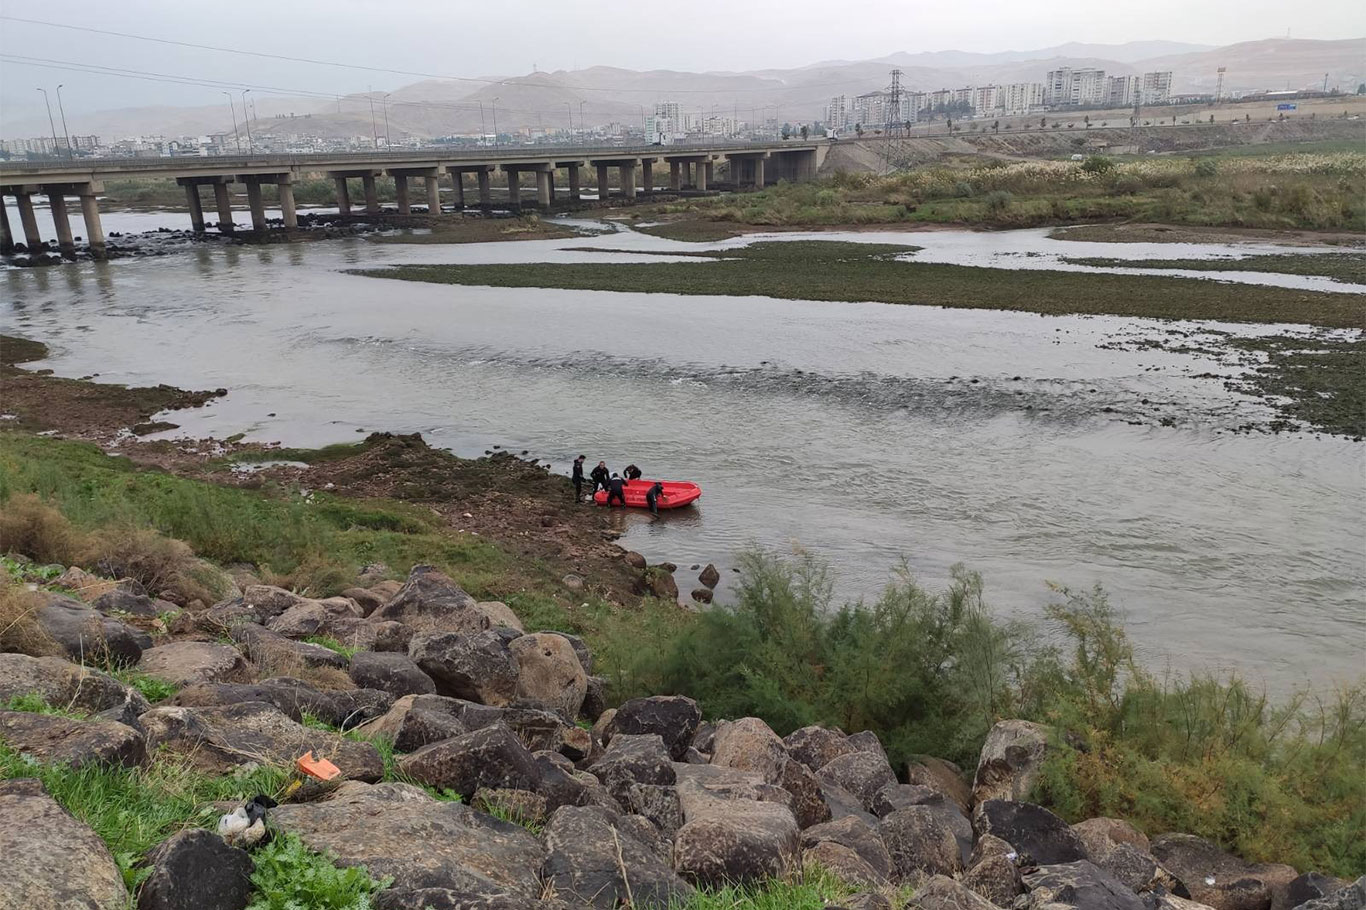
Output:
[{"left": 594, "top": 479, "right": 701, "bottom": 510}]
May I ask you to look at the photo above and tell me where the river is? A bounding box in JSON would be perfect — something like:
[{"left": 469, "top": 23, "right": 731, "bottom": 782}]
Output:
[{"left": 2, "top": 213, "right": 1362, "bottom": 692}]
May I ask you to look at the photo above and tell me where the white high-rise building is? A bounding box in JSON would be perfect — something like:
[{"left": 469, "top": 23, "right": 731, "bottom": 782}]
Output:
[
  {"left": 825, "top": 95, "right": 850, "bottom": 129},
  {"left": 1141, "top": 72, "right": 1173, "bottom": 104},
  {"left": 998, "top": 82, "right": 1046, "bottom": 114},
  {"left": 1046, "top": 68, "right": 1108, "bottom": 106},
  {"left": 1107, "top": 75, "right": 1139, "bottom": 107}
]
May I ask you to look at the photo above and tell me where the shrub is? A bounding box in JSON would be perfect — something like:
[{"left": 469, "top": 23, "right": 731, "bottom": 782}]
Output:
[
  {"left": 1080, "top": 156, "right": 1115, "bottom": 175},
  {"left": 952, "top": 180, "right": 976, "bottom": 198},
  {"left": 0, "top": 579, "right": 59, "bottom": 656},
  {"left": 246, "top": 833, "right": 389, "bottom": 910},
  {"left": 983, "top": 190, "right": 1014, "bottom": 215},
  {"left": 0, "top": 493, "right": 85, "bottom": 565},
  {"left": 1194, "top": 158, "right": 1219, "bottom": 177}
]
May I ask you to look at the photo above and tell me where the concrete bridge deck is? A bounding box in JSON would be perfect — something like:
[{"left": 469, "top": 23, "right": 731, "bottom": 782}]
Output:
[{"left": 0, "top": 141, "right": 825, "bottom": 260}]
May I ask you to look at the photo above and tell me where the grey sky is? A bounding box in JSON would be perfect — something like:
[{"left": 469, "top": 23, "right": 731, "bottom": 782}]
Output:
[{"left": 2, "top": 0, "right": 1362, "bottom": 124}]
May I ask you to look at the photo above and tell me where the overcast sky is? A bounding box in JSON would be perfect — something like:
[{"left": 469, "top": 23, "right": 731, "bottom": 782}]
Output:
[{"left": 2, "top": 0, "right": 1363, "bottom": 123}]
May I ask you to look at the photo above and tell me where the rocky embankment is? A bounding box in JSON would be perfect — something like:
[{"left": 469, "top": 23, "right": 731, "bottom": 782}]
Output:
[{"left": 2, "top": 561, "right": 1361, "bottom": 910}]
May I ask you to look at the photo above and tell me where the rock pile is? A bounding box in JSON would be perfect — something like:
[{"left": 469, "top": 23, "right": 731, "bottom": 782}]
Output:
[{"left": 1, "top": 564, "right": 1359, "bottom": 910}]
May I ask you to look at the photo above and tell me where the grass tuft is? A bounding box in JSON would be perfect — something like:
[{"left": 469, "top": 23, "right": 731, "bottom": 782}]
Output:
[{"left": 245, "top": 832, "right": 390, "bottom": 910}]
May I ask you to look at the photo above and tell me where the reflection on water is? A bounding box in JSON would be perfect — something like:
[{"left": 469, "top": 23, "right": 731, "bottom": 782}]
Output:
[{"left": 1, "top": 223, "right": 1362, "bottom": 693}]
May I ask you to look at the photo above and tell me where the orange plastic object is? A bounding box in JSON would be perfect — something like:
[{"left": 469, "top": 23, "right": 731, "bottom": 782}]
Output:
[{"left": 296, "top": 751, "right": 341, "bottom": 781}]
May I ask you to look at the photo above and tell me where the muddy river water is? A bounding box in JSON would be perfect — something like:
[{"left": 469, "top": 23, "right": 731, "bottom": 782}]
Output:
[{"left": 2, "top": 214, "right": 1362, "bottom": 691}]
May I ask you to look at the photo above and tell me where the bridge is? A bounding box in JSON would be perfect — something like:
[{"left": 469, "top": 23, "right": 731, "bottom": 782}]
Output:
[{"left": 0, "top": 141, "right": 826, "bottom": 260}]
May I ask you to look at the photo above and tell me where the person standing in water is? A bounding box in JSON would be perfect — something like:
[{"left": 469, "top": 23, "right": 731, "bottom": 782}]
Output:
[
  {"left": 571, "top": 455, "right": 586, "bottom": 502},
  {"left": 645, "top": 481, "right": 665, "bottom": 515},
  {"left": 606, "top": 472, "right": 627, "bottom": 507}
]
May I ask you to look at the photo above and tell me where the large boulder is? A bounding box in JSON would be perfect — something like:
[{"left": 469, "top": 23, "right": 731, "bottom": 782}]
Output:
[
  {"left": 91, "top": 587, "right": 164, "bottom": 618},
  {"left": 906, "top": 754, "right": 973, "bottom": 815},
  {"left": 974, "top": 799, "right": 1089, "bottom": 866},
  {"left": 371, "top": 565, "right": 489, "bottom": 635},
  {"left": 589, "top": 733, "right": 677, "bottom": 789},
  {"left": 780, "top": 754, "right": 832, "bottom": 829},
  {"left": 170, "top": 678, "right": 354, "bottom": 728},
  {"left": 397, "top": 723, "right": 541, "bottom": 800},
  {"left": 1, "top": 779, "right": 126, "bottom": 910},
  {"left": 805, "top": 840, "right": 887, "bottom": 888},
  {"left": 0, "top": 653, "right": 149, "bottom": 716},
  {"left": 873, "top": 786, "right": 973, "bottom": 868},
  {"left": 712, "top": 717, "right": 788, "bottom": 782},
  {"left": 266, "top": 596, "right": 364, "bottom": 640},
  {"left": 140, "top": 702, "right": 382, "bottom": 780},
  {"left": 0, "top": 710, "right": 146, "bottom": 769},
  {"left": 1151, "top": 834, "right": 1298, "bottom": 910},
  {"left": 240, "top": 584, "right": 305, "bottom": 620},
  {"left": 673, "top": 789, "right": 800, "bottom": 887},
  {"left": 964, "top": 844, "right": 1024, "bottom": 906},
  {"left": 354, "top": 694, "right": 476, "bottom": 752},
  {"left": 1072, "top": 819, "right": 1181, "bottom": 896},
  {"left": 1022, "top": 860, "right": 1147, "bottom": 910},
  {"left": 784, "top": 725, "right": 857, "bottom": 772},
  {"left": 138, "top": 642, "right": 251, "bottom": 688},
  {"left": 408, "top": 630, "right": 519, "bottom": 706},
  {"left": 906, "top": 875, "right": 1004, "bottom": 910},
  {"left": 974, "top": 719, "right": 1051, "bottom": 804},
  {"left": 36, "top": 594, "right": 151, "bottom": 667},
  {"left": 1073, "top": 817, "right": 1151, "bottom": 855},
  {"left": 817, "top": 749, "right": 897, "bottom": 811},
  {"left": 474, "top": 601, "right": 524, "bottom": 633},
  {"left": 348, "top": 651, "right": 435, "bottom": 697},
  {"left": 1292, "top": 877, "right": 1365, "bottom": 910},
  {"left": 137, "top": 828, "right": 254, "bottom": 910},
  {"left": 801, "top": 815, "right": 893, "bottom": 882},
  {"left": 270, "top": 781, "right": 545, "bottom": 901},
  {"left": 541, "top": 805, "right": 694, "bottom": 908},
  {"left": 604, "top": 695, "right": 701, "bottom": 760},
  {"left": 878, "top": 805, "right": 964, "bottom": 881},
  {"left": 229, "top": 623, "right": 348, "bottom": 671},
  {"left": 508, "top": 632, "right": 587, "bottom": 719},
  {"left": 1274, "top": 874, "right": 1356, "bottom": 910}
]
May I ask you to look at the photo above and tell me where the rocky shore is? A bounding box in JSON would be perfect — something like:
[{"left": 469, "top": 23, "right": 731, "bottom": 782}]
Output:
[{"left": 2, "top": 561, "right": 1361, "bottom": 910}]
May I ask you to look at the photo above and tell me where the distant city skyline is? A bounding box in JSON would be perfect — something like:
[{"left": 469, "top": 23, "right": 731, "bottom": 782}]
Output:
[{"left": 1, "top": 0, "right": 1362, "bottom": 125}]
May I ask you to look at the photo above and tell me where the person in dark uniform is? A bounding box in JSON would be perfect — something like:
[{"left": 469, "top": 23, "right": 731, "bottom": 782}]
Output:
[
  {"left": 624, "top": 464, "right": 643, "bottom": 481},
  {"left": 645, "top": 481, "right": 665, "bottom": 515},
  {"left": 571, "top": 455, "right": 586, "bottom": 502},
  {"left": 606, "top": 472, "right": 627, "bottom": 507},
  {"left": 590, "top": 461, "right": 610, "bottom": 495}
]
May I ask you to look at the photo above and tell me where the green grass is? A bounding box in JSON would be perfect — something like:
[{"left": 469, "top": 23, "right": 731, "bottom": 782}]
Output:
[
  {"left": 633, "top": 220, "right": 748, "bottom": 242},
  {"left": 3, "top": 694, "right": 86, "bottom": 717},
  {"left": 1061, "top": 253, "right": 1366, "bottom": 285},
  {"left": 1224, "top": 335, "right": 1366, "bottom": 438},
  {"left": 109, "top": 668, "right": 180, "bottom": 704},
  {"left": 246, "top": 833, "right": 389, "bottom": 910},
  {"left": 668, "top": 867, "right": 899, "bottom": 909},
  {"left": 0, "top": 744, "right": 291, "bottom": 892},
  {"left": 353, "top": 239, "right": 1366, "bottom": 329},
  {"left": 303, "top": 636, "right": 359, "bottom": 660}
]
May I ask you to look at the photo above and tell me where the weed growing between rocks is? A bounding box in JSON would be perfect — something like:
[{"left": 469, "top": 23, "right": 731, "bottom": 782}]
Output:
[
  {"left": 245, "top": 832, "right": 389, "bottom": 910},
  {"left": 108, "top": 667, "right": 180, "bottom": 703},
  {"left": 0, "top": 744, "right": 291, "bottom": 890}
]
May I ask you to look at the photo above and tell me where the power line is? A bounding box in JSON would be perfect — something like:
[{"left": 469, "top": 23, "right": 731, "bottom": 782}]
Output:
[{"left": 0, "top": 14, "right": 890, "bottom": 98}]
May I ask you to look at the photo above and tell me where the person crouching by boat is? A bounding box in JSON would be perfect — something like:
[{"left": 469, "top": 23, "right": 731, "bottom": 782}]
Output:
[
  {"left": 606, "top": 473, "right": 627, "bottom": 508},
  {"left": 590, "top": 461, "right": 610, "bottom": 495},
  {"left": 571, "top": 455, "right": 586, "bottom": 502},
  {"left": 646, "top": 481, "right": 665, "bottom": 515},
  {"left": 624, "top": 464, "right": 643, "bottom": 481}
]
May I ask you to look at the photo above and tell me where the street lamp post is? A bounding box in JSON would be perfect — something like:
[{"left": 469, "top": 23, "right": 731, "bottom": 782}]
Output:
[
  {"left": 241, "top": 89, "right": 253, "bottom": 150},
  {"left": 382, "top": 93, "right": 391, "bottom": 148},
  {"left": 565, "top": 102, "right": 573, "bottom": 139},
  {"left": 368, "top": 87, "right": 378, "bottom": 149},
  {"left": 56, "top": 84, "right": 72, "bottom": 158},
  {"left": 221, "top": 92, "right": 241, "bottom": 153},
  {"left": 36, "top": 88, "right": 60, "bottom": 159},
  {"left": 579, "top": 101, "right": 586, "bottom": 139},
  {"left": 490, "top": 97, "right": 499, "bottom": 146}
]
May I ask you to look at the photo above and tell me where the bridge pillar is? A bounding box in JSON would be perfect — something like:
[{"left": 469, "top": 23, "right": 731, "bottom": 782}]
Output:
[
  {"left": 536, "top": 169, "right": 552, "bottom": 207},
  {"left": 695, "top": 161, "right": 708, "bottom": 192},
  {"left": 567, "top": 164, "right": 581, "bottom": 200},
  {"left": 477, "top": 169, "right": 491, "bottom": 208},
  {"left": 641, "top": 159, "right": 654, "bottom": 193},
  {"left": 753, "top": 157, "right": 765, "bottom": 189},
  {"left": 394, "top": 175, "right": 410, "bottom": 215},
  {"left": 47, "top": 191, "right": 75, "bottom": 258},
  {"left": 14, "top": 191, "right": 43, "bottom": 249},
  {"left": 425, "top": 175, "right": 441, "bottom": 214},
  {"left": 243, "top": 178, "right": 268, "bottom": 231},
  {"left": 596, "top": 163, "right": 610, "bottom": 201},
  {"left": 213, "top": 182, "right": 235, "bottom": 232},
  {"left": 278, "top": 178, "right": 298, "bottom": 229},
  {"left": 505, "top": 167, "right": 521, "bottom": 211},
  {"left": 181, "top": 182, "right": 206, "bottom": 232},
  {"left": 79, "top": 187, "right": 106, "bottom": 259},
  {"left": 704, "top": 159, "right": 714, "bottom": 187},
  {"left": 335, "top": 178, "right": 351, "bottom": 215},
  {"left": 448, "top": 170, "right": 466, "bottom": 209},
  {"left": 0, "top": 197, "right": 13, "bottom": 254},
  {"left": 362, "top": 175, "right": 379, "bottom": 214},
  {"left": 620, "top": 162, "right": 636, "bottom": 199}
]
